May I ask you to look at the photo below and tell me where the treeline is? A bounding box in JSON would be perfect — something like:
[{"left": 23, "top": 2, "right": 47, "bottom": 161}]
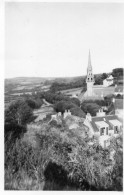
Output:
[{"left": 50, "top": 78, "right": 86, "bottom": 92}]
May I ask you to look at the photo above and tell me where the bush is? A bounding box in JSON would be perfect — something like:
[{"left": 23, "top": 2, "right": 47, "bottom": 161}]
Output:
[
  {"left": 71, "top": 98, "right": 80, "bottom": 107},
  {"left": 81, "top": 102, "right": 100, "bottom": 116},
  {"left": 54, "top": 100, "right": 76, "bottom": 114},
  {"left": 5, "top": 100, "right": 34, "bottom": 126},
  {"left": 70, "top": 107, "right": 85, "bottom": 118},
  {"left": 26, "top": 98, "right": 43, "bottom": 109},
  {"left": 4, "top": 113, "right": 123, "bottom": 191}
]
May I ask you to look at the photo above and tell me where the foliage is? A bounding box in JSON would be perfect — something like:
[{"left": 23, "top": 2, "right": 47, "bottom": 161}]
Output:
[
  {"left": 94, "top": 75, "right": 103, "bottom": 85},
  {"left": 54, "top": 100, "right": 76, "bottom": 114},
  {"left": 81, "top": 101, "right": 100, "bottom": 116},
  {"left": 26, "top": 98, "right": 43, "bottom": 109},
  {"left": 5, "top": 100, "right": 34, "bottom": 126},
  {"left": 5, "top": 120, "right": 123, "bottom": 191},
  {"left": 116, "top": 94, "right": 123, "bottom": 99},
  {"left": 70, "top": 98, "right": 80, "bottom": 107},
  {"left": 112, "top": 68, "right": 123, "bottom": 78},
  {"left": 70, "top": 107, "right": 86, "bottom": 118},
  {"left": 94, "top": 73, "right": 108, "bottom": 85},
  {"left": 101, "top": 73, "right": 108, "bottom": 80},
  {"left": 50, "top": 78, "right": 86, "bottom": 93}
]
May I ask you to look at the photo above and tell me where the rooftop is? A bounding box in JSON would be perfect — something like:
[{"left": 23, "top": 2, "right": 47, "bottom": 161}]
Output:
[{"left": 90, "top": 115, "right": 122, "bottom": 132}]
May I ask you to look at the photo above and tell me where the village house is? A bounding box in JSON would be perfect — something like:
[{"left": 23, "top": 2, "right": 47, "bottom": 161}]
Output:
[
  {"left": 84, "top": 109, "right": 122, "bottom": 148},
  {"left": 103, "top": 75, "right": 114, "bottom": 87}
]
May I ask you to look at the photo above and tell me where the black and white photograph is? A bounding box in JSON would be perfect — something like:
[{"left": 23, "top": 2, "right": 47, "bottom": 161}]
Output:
[{"left": 3, "top": 0, "right": 124, "bottom": 191}]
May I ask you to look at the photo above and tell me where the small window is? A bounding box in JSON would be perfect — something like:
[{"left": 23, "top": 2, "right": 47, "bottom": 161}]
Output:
[
  {"left": 100, "top": 127, "right": 105, "bottom": 136},
  {"left": 106, "top": 127, "right": 108, "bottom": 135},
  {"left": 114, "top": 126, "right": 119, "bottom": 134}
]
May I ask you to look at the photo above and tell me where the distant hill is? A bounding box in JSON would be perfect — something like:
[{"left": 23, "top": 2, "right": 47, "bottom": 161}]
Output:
[{"left": 5, "top": 77, "right": 54, "bottom": 85}]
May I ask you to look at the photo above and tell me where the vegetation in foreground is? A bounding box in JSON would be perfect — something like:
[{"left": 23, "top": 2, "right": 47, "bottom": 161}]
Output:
[{"left": 5, "top": 111, "right": 123, "bottom": 190}]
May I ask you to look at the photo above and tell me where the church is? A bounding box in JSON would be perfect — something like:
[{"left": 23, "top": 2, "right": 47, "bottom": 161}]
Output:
[{"left": 79, "top": 51, "right": 115, "bottom": 101}]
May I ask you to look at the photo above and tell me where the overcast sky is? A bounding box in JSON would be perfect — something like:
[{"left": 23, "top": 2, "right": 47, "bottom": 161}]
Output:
[{"left": 5, "top": 2, "right": 124, "bottom": 78}]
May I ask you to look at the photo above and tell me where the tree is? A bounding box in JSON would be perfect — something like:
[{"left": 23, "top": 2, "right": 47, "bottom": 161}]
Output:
[
  {"left": 26, "top": 98, "right": 37, "bottom": 109},
  {"left": 54, "top": 100, "right": 76, "bottom": 114},
  {"left": 70, "top": 107, "right": 86, "bottom": 118},
  {"left": 94, "top": 75, "right": 103, "bottom": 85},
  {"left": 112, "top": 68, "right": 123, "bottom": 78},
  {"left": 102, "top": 73, "right": 108, "bottom": 80},
  {"left": 81, "top": 102, "right": 100, "bottom": 116},
  {"left": 71, "top": 98, "right": 80, "bottom": 107},
  {"left": 5, "top": 100, "right": 34, "bottom": 126}
]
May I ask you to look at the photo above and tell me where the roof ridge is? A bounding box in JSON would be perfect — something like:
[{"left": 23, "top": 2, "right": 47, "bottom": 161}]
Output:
[{"left": 92, "top": 114, "right": 117, "bottom": 118}]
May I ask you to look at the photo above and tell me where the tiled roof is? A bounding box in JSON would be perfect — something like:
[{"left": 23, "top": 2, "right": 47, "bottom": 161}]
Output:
[{"left": 90, "top": 115, "right": 121, "bottom": 132}]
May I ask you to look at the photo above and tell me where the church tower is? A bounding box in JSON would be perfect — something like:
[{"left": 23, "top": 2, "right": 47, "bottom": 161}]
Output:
[{"left": 86, "top": 50, "right": 94, "bottom": 96}]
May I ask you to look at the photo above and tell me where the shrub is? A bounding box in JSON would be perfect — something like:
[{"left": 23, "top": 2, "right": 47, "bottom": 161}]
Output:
[
  {"left": 5, "top": 100, "right": 34, "bottom": 126},
  {"left": 70, "top": 107, "right": 85, "bottom": 118},
  {"left": 81, "top": 102, "right": 100, "bottom": 116},
  {"left": 54, "top": 100, "right": 76, "bottom": 114}
]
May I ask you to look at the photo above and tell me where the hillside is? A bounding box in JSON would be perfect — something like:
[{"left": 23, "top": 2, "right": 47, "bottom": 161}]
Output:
[{"left": 5, "top": 117, "right": 123, "bottom": 190}]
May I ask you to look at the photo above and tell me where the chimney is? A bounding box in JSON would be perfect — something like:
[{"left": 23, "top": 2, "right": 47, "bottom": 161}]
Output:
[
  {"left": 112, "top": 98, "right": 115, "bottom": 103},
  {"left": 96, "top": 108, "right": 105, "bottom": 117}
]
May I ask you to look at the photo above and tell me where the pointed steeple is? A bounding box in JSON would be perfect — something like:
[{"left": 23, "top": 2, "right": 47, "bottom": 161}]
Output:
[
  {"left": 86, "top": 50, "right": 94, "bottom": 83},
  {"left": 87, "top": 49, "right": 92, "bottom": 72}
]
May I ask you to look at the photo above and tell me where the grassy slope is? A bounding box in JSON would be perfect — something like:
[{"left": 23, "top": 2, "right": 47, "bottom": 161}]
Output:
[{"left": 5, "top": 118, "right": 123, "bottom": 191}]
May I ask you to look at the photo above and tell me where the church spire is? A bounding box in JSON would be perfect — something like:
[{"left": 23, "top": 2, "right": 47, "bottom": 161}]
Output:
[
  {"left": 87, "top": 49, "right": 92, "bottom": 72},
  {"left": 86, "top": 50, "right": 94, "bottom": 83},
  {"left": 86, "top": 50, "right": 95, "bottom": 97}
]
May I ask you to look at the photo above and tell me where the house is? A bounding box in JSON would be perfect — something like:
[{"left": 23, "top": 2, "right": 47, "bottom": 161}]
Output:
[
  {"left": 103, "top": 75, "right": 114, "bottom": 87},
  {"left": 84, "top": 109, "right": 122, "bottom": 148}
]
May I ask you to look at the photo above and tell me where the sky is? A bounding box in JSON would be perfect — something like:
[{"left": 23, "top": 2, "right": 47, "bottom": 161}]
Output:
[{"left": 5, "top": 2, "right": 124, "bottom": 78}]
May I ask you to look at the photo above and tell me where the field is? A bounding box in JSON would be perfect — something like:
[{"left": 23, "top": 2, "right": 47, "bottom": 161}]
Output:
[{"left": 60, "top": 87, "right": 83, "bottom": 97}]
